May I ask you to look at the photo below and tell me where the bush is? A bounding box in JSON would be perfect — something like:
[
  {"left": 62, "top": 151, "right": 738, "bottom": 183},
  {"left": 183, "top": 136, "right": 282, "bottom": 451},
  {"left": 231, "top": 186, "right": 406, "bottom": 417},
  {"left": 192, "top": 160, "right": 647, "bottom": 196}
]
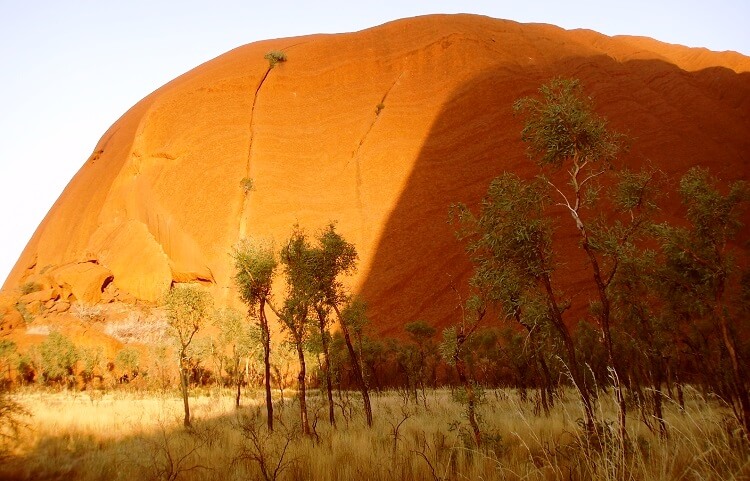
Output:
[
  {"left": 19, "top": 282, "right": 42, "bottom": 295},
  {"left": 240, "top": 177, "right": 255, "bottom": 193},
  {"left": 264, "top": 50, "right": 287, "bottom": 68},
  {"left": 38, "top": 332, "right": 78, "bottom": 385}
]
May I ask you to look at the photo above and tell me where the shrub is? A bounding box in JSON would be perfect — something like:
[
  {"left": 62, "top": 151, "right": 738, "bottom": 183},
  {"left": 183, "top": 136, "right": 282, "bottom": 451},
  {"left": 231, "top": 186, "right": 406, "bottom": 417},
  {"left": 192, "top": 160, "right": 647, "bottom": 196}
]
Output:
[
  {"left": 264, "top": 50, "right": 287, "bottom": 68},
  {"left": 38, "top": 331, "right": 78, "bottom": 385},
  {"left": 240, "top": 177, "right": 255, "bottom": 193},
  {"left": 14, "top": 303, "right": 33, "bottom": 324},
  {"left": 19, "top": 282, "right": 42, "bottom": 295}
]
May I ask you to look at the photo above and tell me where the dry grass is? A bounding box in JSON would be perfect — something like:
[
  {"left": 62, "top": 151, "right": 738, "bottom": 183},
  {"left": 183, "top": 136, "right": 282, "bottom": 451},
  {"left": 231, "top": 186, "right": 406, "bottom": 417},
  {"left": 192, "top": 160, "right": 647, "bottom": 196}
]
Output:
[{"left": 1, "top": 386, "right": 748, "bottom": 481}]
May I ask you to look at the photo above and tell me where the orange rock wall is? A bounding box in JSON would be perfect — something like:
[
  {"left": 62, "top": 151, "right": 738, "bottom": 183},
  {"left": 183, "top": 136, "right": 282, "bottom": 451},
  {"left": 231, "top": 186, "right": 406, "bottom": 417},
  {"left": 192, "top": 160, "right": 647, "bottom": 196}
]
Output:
[{"left": 3, "top": 15, "right": 749, "bottom": 335}]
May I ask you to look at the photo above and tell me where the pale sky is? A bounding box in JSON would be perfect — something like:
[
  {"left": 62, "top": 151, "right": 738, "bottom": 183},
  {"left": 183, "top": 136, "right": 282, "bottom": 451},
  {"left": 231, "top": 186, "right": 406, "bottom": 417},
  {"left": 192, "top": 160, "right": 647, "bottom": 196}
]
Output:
[{"left": 1, "top": 0, "right": 748, "bottom": 286}]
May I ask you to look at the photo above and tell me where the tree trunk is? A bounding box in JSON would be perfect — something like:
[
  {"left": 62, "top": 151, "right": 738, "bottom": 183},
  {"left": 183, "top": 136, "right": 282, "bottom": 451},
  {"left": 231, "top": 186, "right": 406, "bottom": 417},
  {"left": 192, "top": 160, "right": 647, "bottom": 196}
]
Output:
[
  {"left": 234, "top": 352, "right": 242, "bottom": 408},
  {"left": 236, "top": 376, "right": 242, "bottom": 408},
  {"left": 651, "top": 356, "right": 667, "bottom": 438},
  {"left": 454, "top": 336, "right": 481, "bottom": 447},
  {"left": 541, "top": 274, "right": 595, "bottom": 431},
  {"left": 333, "top": 304, "right": 373, "bottom": 427},
  {"left": 717, "top": 299, "right": 750, "bottom": 438},
  {"left": 296, "top": 340, "right": 311, "bottom": 436},
  {"left": 179, "top": 353, "right": 191, "bottom": 427},
  {"left": 581, "top": 240, "right": 627, "bottom": 442},
  {"left": 317, "top": 309, "right": 336, "bottom": 427},
  {"left": 259, "top": 300, "right": 274, "bottom": 432}
]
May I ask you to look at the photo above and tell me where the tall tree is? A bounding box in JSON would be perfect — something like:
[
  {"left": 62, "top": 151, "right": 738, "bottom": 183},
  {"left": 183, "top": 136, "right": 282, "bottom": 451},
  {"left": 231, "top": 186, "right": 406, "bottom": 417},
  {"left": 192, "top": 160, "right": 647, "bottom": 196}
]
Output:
[
  {"left": 452, "top": 173, "right": 596, "bottom": 430},
  {"left": 654, "top": 167, "right": 750, "bottom": 436},
  {"left": 164, "top": 284, "right": 212, "bottom": 428},
  {"left": 514, "top": 78, "right": 629, "bottom": 439},
  {"left": 278, "top": 227, "right": 316, "bottom": 436},
  {"left": 314, "top": 304, "right": 337, "bottom": 426},
  {"left": 314, "top": 225, "right": 373, "bottom": 427},
  {"left": 233, "top": 239, "right": 278, "bottom": 431}
]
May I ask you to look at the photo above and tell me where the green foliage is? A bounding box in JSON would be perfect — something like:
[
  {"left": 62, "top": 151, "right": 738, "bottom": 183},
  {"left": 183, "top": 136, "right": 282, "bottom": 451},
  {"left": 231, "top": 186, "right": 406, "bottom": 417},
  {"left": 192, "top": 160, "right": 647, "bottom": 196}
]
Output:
[
  {"left": 215, "top": 307, "right": 260, "bottom": 358},
  {"left": 264, "top": 50, "right": 287, "bottom": 68},
  {"left": 340, "top": 297, "right": 368, "bottom": 335},
  {"left": 513, "top": 77, "right": 624, "bottom": 167},
  {"left": 38, "top": 331, "right": 78, "bottom": 384},
  {"left": 315, "top": 223, "right": 358, "bottom": 306},
  {"left": 14, "top": 303, "right": 33, "bottom": 324},
  {"left": 439, "top": 326, "right": 458, "bottom": 366},
  {"left": 653, "top": 167, "right": 749, "bottom": 311},
  {"left": 164, "top": 284, "right": 212, "bottom": 350},
  {"left": 451, "top": 173, "right": 553, "bottom": 312},
  {"left": 240, "top": 177, "right": 255, "bottom": 193},
  {"left": 277, "top": 226, "right": 319, "bottom": 350},
  {"left": 78, "top": 345, "right": 104, "bottom": 382},
  {"left": 404, "top": 320, "right": 435, "bottom": 344},
  {"left": 0, "top": 341, "right": 18, "bottom": 384},
  {"left": 19, "top": 282, "right": 41, "bottom": 295},
  {"left": 612, "top": 167, "right": 662, "bottom": 214},
  {"left": 233, "top": 239, "right": 277, "bottom": 315},
  {"left": 115, "top": 346, "right": 140, "bottom": 374}
]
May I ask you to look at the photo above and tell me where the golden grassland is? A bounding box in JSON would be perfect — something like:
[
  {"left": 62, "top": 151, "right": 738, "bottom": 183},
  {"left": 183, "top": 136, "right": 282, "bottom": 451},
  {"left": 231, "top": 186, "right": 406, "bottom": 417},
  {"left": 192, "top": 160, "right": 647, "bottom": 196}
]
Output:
[{"left": 1, "top": 386, "right": 749, "bottom": 481}]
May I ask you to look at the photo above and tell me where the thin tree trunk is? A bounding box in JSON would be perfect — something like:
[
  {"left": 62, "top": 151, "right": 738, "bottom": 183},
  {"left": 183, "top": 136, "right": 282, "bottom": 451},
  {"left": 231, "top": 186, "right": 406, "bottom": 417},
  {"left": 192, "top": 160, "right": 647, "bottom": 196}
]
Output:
[
  {"left": 234, "top": 350, "right": 242, "bottom": 408},
  {"left": 317, "top": 309, "right": 336, "bottom": 427},
  {"left": 541, "top": 274, "right": 595, "bottom": 431},
  {"left": 236, "top": 375, "right": 242, "bottom": 408},
  {"left": 179, "top": 352, "right": 191, "bottom": 427},
  {"left": 454, "top": 336, "right": 481, "bottom": 447},
  {"left": 651, "top": 356, "right": 667, "bottom": 438},
  {"left": 332, "top": 304, "right": 373, "bottom": 427},
  {"left": 259, "top": 299, "right": 274, "bottom": 431},
  {"left": 717, "top": 298, "right": 750, "bottom": 438},
  {"left": 581, "top": 240, "right": 627, "bottom": 442},
  {"left": 296, "top": 340, "right": 311, "bottom": 436}
]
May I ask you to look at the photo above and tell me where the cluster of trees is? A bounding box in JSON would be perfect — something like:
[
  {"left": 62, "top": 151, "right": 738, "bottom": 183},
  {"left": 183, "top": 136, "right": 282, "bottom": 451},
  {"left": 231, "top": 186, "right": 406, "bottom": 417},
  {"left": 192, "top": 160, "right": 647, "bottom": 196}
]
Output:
[
  {"left": 231, "top": 224, "right": 372, "bottom": 433},
  {"left": 1, "top": 78, "right": 747, "bottom": 447},
  {"left": 0, "top": 334, "right": 148, "bottom": 389},
  {"left": 447, "top": 77, "right": 750, "bottom": 443}
]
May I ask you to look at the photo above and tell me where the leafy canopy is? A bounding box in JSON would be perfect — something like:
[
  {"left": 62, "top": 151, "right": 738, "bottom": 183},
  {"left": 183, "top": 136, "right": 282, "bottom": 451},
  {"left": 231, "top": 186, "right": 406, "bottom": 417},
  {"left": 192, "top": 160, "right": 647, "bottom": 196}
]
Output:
[
  {"left": 233, "top": 239, "right": 277, "bottom": 314},
  {"left": 513, "top": 77, "right": 623, "bottom": 168}
]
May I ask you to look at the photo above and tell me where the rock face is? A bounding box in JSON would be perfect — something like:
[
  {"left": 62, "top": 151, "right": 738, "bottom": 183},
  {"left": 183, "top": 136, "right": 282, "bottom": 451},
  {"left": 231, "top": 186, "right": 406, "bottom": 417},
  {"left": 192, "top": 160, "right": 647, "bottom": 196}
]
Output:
[{"left": 3, "top": 15, "right": 749, "bottom": 335}]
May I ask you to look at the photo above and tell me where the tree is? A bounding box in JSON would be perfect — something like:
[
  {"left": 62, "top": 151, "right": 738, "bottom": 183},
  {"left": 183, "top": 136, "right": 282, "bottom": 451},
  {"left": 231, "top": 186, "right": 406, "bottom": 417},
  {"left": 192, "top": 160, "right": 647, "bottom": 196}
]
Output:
[
  {"left": 115, "top": 346, "right": 140, "bottom": 381},
  {"left": 0, "top": 341, "right": 18, "bottom": 387},
  {"left": 313, "top": 304, "right": 336, "bottom": 426},
  {"left": 514, "top": 78, "right": 630, "bottom": 438},
  {"left": 164, "top": 284, "right": 212, "bottom": 428},
  {"left": 312, "top": 224, "right": 373, "bottom": 427},
  {"left": 214, "top": 307, "right": 260, "bottom": 408},
  {"left": 439, "top": 293, "right": 487, "bottom": 447},
  {"left": 233, "top": 239, "right": 278, "bottom": 431},
  {"left": 403, "top": 320, "right": 437, "bottom": 403},
  {"left": 278, "top": 227, "right": 316, "bottom": 436},
  {"left": 38, "top": 331, "right": 78, "bottom": 387},
  {"left": 452, "top": 173, "right": 596, "bottom": 430},
  {"left": 654, "top": 167, "right": 750, "bottom": 436},
  {"left": 79, "top": 345, "right": 105, "bottom": 387}
]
